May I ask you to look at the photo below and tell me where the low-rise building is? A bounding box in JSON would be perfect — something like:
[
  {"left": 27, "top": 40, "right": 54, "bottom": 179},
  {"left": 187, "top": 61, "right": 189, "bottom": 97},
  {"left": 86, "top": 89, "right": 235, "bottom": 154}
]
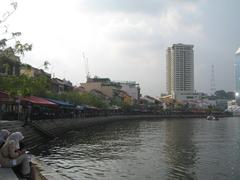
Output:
[
  {"left": 51, "top": 78, "right": 73, "bottom": 93},
  {"left": 114, "top": 89, "right": 133, "bottom": 105},
  {"left": 74, "top": 86, "right": 86, "bottom": 94},
  {"left": 81, "top": 77, "right": 121, "bottom": 98},
  {"left": 215, "top": 99, "right": 228, "bottom": 110},
  {"left": 0, "top": 47, "right": 21, "bottom": 76},
  {"left": 171, "top": 91, "right": 199, "bottom": 101},
  {"left": 141, "top": 95, "right": 161, "bottom": 104},
  {"left": 114, "top": 81, "right": 141, "bottom": 103},
  {"left": 20, "top": 64, "right": 51, "bottom": 78},
  {"left": 227, "top": 100, "right": 240, "bottom": 116},
  {"left": 90, "top": 89, "right": 111, "bottom": 104}
]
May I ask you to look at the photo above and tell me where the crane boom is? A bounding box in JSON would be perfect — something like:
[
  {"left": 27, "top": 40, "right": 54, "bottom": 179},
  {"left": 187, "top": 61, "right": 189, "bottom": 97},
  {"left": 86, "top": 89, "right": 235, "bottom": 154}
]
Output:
[{"left": 82, "top": 52, "right": 91, "bottom": 81}]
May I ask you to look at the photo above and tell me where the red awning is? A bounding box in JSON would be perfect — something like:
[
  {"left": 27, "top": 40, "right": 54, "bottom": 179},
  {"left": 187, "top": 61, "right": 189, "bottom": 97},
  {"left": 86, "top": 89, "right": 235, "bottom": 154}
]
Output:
[
  {"left": 0, "top": 91, "right": 9, "bottom": 98},
  {"left": 21, "top": 96, "right": 57, "bottom": 107},
  {"left": 0, "top": 91, "right": 11, "bottom": 103}
]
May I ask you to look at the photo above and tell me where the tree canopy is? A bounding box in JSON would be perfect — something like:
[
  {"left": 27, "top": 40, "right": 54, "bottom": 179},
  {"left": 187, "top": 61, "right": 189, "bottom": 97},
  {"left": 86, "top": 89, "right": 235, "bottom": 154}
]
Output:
[{"left": 0, "top": 75, "right": 49, "bottom": 97}]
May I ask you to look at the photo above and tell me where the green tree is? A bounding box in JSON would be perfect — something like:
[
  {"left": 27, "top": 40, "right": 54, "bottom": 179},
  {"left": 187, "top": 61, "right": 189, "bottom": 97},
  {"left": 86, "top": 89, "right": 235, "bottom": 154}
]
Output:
[
  {"left": 44, "top": 91, "right": 108, "bottom": 108},
  {"left": 0, "top": 75, "right": 49, "bottom": 97},
  {"left": 215, "top": 90, "right": 227, "bottom": 99}
]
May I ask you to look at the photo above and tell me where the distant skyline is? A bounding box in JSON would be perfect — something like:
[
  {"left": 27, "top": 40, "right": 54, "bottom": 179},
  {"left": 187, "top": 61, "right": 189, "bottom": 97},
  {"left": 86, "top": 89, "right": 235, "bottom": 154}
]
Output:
[{"left": 0, "top": 0, "right": 240, "bottom": 96}]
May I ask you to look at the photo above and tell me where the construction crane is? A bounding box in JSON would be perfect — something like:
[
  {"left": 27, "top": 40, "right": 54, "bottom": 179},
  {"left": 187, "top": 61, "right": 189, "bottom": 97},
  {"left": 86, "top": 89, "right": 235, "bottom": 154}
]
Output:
[{"left": 82, "top": 52, "right": 91, "bottom": 81}]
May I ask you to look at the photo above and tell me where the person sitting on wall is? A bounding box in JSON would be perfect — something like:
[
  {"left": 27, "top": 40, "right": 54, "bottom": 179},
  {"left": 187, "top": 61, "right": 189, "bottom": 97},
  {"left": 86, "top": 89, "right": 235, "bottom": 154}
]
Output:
[
  {"left": 0, "top": 132, "right": 31, "bottom": 178},
  {"left": 0, "top": 129, "right": 11, "bottom": 148}
]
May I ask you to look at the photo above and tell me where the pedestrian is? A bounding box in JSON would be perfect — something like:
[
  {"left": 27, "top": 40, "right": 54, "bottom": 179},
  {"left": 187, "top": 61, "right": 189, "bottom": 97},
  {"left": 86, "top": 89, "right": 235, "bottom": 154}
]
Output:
[
  {"left": 0, "top": 129, "right": 10, "bottom": 148},
  {"left": 0, "top": 132, "right": 31, "bottom": 178},
  {"left": 22, "top": 103, "right": 32, "bottom": 127}
]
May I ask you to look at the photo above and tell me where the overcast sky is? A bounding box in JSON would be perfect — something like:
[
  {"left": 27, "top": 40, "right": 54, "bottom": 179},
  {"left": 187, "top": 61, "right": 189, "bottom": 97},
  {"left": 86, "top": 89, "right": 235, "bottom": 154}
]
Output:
[{"left": 0, "top": 0, "right": 240, "bottom": 96}]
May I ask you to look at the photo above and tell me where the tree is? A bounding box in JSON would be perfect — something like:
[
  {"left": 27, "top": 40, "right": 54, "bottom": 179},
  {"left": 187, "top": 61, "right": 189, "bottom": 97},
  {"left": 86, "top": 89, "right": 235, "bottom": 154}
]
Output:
[
  {"left": 215, "top": 90, "right": 227, "bottom": 99},
  {"left": 214, "top": 90, "right": 235, "bottom": 100},
  {"left": 43, "top": 61, "right": 50, "bottom": 70},
  {"left": 0, "top": 1, "right": 32, "bottom": 59},
  {"left": 0, "top": 75, "right": 49, "bottom": 97},
  {"left": 226, "top": 91, "right": 235, "bottom": 100},
  {"left": 43, "top": 91, "right": 109, "bottom": 108}
]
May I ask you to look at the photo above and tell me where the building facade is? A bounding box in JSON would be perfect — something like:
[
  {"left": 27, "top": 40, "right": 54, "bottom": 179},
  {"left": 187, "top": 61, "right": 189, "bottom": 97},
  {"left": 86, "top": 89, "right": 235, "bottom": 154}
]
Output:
[
  {"left": 81, "top": 77, "right": 121, "bottom": 98},
  {"left": 117, "top": 81, "right": 140, "bottom": 102},
  {"left": 0, "top": 48, "right": 21, "bottom": 76},
  {"left": 20, "top": 64, "right": 51, "bottom": 79},
  {"left": 51, "top": 78, "right": 73, "bottom": 93},
  {"left": 235, "top": 48, "right": 240, "bottom": 99},
  {"left": 166, "top": 43, "right": 194, "bottom": 100}
]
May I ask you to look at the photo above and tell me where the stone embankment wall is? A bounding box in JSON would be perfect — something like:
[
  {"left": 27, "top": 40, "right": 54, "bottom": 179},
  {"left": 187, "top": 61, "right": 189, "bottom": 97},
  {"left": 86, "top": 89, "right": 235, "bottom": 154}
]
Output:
[
  {"left": 0, "top": 120, "right": 46, "bottom": 149},
  {"left": 0, "top": 114, "right": 231, "bottom": 149}
]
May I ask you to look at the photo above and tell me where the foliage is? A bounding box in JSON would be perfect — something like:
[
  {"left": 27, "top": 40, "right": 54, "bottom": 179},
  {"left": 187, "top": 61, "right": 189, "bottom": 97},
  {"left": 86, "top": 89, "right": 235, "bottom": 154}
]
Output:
[
  {"left": 214, "top": 90, "right": 235, "bottom": 100},
  {"left": 14, "top": 41, "right": 32, "bottom": 56},
  {"left": 0, "top": 75, "right": 49, "bottom": 96},
  {"left": 44, "top": 91, "right": 108, "bottom": 108},
  {"left": 110, "top": 98, "right": 129, "bottom": 109},
  {"left": 43, "top": 61, "right": 50, "bottom": 70},
  {"left": 0, "top": 1, "right": 32, "bottom": 57}
]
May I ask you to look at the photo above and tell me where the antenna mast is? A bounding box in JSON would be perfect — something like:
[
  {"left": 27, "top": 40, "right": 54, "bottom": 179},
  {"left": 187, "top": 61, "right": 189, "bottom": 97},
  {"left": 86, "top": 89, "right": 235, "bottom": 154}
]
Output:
[{"left": 82, "top": 53, "right": 91, "bottom": 81}]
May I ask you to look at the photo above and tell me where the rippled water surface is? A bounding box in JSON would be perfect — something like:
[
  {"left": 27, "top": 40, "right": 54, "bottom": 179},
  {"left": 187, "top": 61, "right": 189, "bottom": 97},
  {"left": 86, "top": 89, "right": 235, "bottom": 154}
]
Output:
[{"left": 34, "top": 117, "right": 240, "bottom": 180}]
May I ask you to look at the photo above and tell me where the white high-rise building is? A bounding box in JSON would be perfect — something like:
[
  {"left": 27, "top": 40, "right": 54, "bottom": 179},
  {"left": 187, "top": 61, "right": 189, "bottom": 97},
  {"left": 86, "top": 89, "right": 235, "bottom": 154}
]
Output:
[
  {"left": 235, "top": 48, "right": 240, "bottom": 96},
  {"left": 166, "top": 43, "right": 194, "bottom": 100}
]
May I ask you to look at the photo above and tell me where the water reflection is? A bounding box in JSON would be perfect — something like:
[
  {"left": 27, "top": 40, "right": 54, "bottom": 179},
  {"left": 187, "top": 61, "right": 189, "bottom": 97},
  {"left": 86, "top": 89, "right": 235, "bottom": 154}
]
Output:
[
  {"left": 34, "top": 117, "right": 240, "bottom": 180},
  {"left": 164, "top": 119, "right": 198, "bottom": 179}
]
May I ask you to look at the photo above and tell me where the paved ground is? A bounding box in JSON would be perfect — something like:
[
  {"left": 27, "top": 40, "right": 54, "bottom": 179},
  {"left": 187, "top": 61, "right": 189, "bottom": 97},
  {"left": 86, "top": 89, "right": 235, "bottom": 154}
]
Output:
[{"left": 0, "top": 168, "right": 19, "bottom": 180}]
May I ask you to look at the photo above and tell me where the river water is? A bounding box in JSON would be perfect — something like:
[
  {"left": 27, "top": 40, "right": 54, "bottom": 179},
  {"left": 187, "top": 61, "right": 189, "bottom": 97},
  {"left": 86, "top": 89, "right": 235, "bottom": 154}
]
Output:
[{"left": 34, "top": 117, "right": 240, "bottom": 180}]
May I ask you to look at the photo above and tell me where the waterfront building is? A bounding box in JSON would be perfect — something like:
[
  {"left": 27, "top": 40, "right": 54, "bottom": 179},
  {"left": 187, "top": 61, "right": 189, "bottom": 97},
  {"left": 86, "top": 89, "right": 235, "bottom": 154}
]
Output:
[
  {"left": 81, "top": 77, "right": 141, "bottom": 105},
  {"left": 166, "top": 43, "right": 194, "bottom": 100},
  {"left": 20, "top": 64, "right": 51, "bottom": 79},
  {"left": 235, "top": 47, "right": 240, "bottom": 103},
  {"left": 227, "top": 100, "right": 240, "bottom": 116},
  {"left": 51, "top": 78, "right": 73, "bottom": 93},
  {"left": 114, "top": 89, "right": 133, "bottom": 105},
  {"left": 114, "top": 81, "right": 141, "bottom": 102},
  {"left": 0, "top": 47, "right": 21, "bottom": 76},
  {"left": 141, "top": 95, "right": 161, "bottom": 104},
  {"left": 89, "top": 89, "right": 111, "bottom": 104},
  {"left": 81, "top": 77, "right": 121, "bottom": 98}
]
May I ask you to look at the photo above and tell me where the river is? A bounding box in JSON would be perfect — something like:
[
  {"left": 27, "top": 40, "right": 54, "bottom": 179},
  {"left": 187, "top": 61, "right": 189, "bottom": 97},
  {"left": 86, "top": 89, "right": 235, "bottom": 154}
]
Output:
[{"left": 34, "top": 117, "right": 240, "bottom": 180}]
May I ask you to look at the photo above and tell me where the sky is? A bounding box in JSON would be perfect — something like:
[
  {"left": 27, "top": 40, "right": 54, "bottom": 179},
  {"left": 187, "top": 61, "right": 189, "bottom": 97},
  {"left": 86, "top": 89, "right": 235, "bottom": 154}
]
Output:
[{"left": 0, "top": 0, "right": 240, "bottom": 96}]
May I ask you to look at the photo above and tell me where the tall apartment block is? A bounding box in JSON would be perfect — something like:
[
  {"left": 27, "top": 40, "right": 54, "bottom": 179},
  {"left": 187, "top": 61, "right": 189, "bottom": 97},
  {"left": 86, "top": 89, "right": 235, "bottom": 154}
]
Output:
[
  {"left": 166, "top": 43, "right": 194, "bottom": 100},
  {"left": 235, "top": 48, "right": 240, "bottom": 98}
]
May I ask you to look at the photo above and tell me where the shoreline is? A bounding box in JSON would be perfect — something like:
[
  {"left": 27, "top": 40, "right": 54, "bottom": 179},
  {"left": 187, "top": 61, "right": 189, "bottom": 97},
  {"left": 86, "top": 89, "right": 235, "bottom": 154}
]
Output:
[
  {"left": 0, "top": 114, "right": 233, "bottom": 179},
  {"left": 0, "top": 113, "right": 232, "bottom": 148}
]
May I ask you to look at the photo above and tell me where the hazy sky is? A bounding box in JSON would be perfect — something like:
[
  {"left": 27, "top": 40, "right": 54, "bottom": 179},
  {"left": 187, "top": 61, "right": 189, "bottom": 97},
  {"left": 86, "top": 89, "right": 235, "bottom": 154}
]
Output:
[{"left": 0, "top": 0, "right": 240, "bottom": 96}]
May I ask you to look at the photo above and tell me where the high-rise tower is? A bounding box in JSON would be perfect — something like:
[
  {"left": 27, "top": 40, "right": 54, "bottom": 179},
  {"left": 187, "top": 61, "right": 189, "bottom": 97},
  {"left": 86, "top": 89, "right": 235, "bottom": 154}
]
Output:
[
  {"left": 235, "top": 48, "right": 240, "bottom": 97},
  {"left": 166, "top": 43, "right": 194, "bottom": 100}
]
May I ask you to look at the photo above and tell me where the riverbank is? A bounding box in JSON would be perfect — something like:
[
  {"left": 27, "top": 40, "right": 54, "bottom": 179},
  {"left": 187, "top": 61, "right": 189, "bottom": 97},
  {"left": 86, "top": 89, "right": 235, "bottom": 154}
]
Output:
[
  {"left": 0, "top": 113, "right": 232, "bottom": 179},
  {"left": 33, "top": 117, "right": 240, "bottom": 180},
  {"left": 0, "top": 113, "right": 232, "bottom": 149}
]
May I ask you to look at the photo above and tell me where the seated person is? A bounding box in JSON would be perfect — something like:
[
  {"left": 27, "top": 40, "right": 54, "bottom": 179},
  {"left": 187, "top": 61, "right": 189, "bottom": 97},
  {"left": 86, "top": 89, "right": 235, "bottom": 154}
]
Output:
[
  {"left": 0, "top": 132, "right": 30, "bottom": 178},
  {"left": 0, "top": 129, "right": 10, "bottom": 148}
]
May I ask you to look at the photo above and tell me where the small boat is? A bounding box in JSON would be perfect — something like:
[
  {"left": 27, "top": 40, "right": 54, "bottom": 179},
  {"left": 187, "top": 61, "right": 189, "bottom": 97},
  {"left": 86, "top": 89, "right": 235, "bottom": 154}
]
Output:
[{"left": 206, "top": 115, "right": 216, "bottom": 120}]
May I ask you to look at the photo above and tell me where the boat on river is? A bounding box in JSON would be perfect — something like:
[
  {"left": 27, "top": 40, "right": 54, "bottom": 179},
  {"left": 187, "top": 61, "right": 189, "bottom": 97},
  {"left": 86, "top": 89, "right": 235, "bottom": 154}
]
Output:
[{"left": 206, "top": 115, "right": 219, "bottom": 120}]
